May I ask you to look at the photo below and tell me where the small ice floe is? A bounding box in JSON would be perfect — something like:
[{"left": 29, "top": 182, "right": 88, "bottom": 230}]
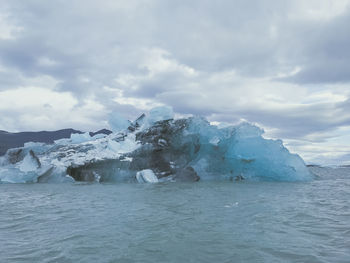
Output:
[{"left": 136, "top": 169, "right": 159, "bottom": 183}]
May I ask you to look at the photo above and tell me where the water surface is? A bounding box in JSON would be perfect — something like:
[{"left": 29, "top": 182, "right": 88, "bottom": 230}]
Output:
[{"left": 1, "top": 169, "right": 349, "bottom": 262}]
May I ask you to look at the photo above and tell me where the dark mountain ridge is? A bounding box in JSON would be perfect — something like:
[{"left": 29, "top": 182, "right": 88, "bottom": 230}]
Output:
[{"left": 0, "top": 128, "right": 112, "bottom": 156}]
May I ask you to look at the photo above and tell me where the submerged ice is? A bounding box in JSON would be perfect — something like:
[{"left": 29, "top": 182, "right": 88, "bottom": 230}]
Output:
[{"left": 0, "top": 106, "right": 312, "bottom": 183}]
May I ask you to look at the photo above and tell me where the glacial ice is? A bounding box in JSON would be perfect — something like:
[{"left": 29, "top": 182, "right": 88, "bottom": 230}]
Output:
[
  {"left": 70, "top": 132, "right": 92, "bottom": 144},
  {"left": 148, "top": 106, "right": 174, "bottom": 124},
  {"left": 136, "top": 169, "right": 159, "bottom": 183},
  {"left": 0, "top": 107, "right": 312, "bottom": 184},
  {"left": 19, "top": 151, "right": 41, "bottom": 172},
  {"left": 108, "top": 112, "right": 130, "bottom": 132}
]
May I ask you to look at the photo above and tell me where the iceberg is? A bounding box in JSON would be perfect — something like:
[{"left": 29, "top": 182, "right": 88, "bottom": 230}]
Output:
[{"left": 0, "top": 107, "right": 312, "bottom": 184}]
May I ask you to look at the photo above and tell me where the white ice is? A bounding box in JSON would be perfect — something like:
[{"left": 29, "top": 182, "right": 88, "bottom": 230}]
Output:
[{"left": 136, "top": 169, "right": 159, "bottom": 183}]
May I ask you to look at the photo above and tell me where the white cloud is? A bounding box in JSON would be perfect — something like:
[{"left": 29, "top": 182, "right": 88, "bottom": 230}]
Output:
[
  {"left": 0, "top": 87, "right": 107, "bottom": 131},
  {"left": 0, "top": 13, "right": 22, "bottom": 39},
  {"left": 289, "top": 0, "right": 350, "bottom": 21},
  {"left": 0, "top": 87, "right": 77, "bottom": 110},
  {"left": 37, "top": 57, "right": 59, "bottom": 67}
]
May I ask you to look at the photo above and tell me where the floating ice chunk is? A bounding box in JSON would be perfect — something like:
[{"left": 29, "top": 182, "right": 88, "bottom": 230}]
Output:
[
  {"left": 108, "top": 112, "right": 130, "bottom": 132},
  {"left": 70, "top": 132, "right": 91, "bottom": 144},
  {"left": 136, "top": 169, "right": 159, "bottom": 183},
  {"left": 148, "top": 106, "right": 174, "bottom": 124}
]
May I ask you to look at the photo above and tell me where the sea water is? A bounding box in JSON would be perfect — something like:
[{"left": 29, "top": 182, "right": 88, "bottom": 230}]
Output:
[{"left": 0, "top": 167, "right": 349, "bottom": 263}]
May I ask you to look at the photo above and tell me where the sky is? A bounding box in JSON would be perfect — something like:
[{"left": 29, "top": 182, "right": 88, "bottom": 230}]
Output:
[{"left": 0, "top": 0, "right": 350, "bottom": 165}]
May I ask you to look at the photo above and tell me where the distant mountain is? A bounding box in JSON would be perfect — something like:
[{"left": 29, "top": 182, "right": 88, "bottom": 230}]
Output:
[
  {"left": 0, "top": 128, "right": 112, "bottom": 156},
  {"left": 89, "top": 129, "right": 112, "bottom": 137}
]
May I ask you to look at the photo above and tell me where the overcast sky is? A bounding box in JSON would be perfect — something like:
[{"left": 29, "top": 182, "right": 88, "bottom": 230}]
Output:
[{"left": 0, "top": 0, "right": 350, "bottom": 164}]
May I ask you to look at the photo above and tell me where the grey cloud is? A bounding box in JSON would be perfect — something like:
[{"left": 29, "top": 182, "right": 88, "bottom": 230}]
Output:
[
  {"left": 152, "top": 0, "right": 292, "bottom": 77},
  {"left": 2, "top": 0, "right": 349, "bottom": 90},
  {"left": 0, "top": 70, "right": 23, "bottom": 90},
  {"left": 1, "top": 0, "right": 350, "bottom": 165},
  {"left": 282, "top": 9, "right": 350, "bottom": 84},
  {"left": 0, "top": 0, "right": 293, "bottom": 96}
]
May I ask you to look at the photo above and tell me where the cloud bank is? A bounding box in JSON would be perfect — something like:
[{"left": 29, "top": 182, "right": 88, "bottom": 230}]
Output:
[{"left": 0, "top": 0, "right": 350, "bottom": 164}]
